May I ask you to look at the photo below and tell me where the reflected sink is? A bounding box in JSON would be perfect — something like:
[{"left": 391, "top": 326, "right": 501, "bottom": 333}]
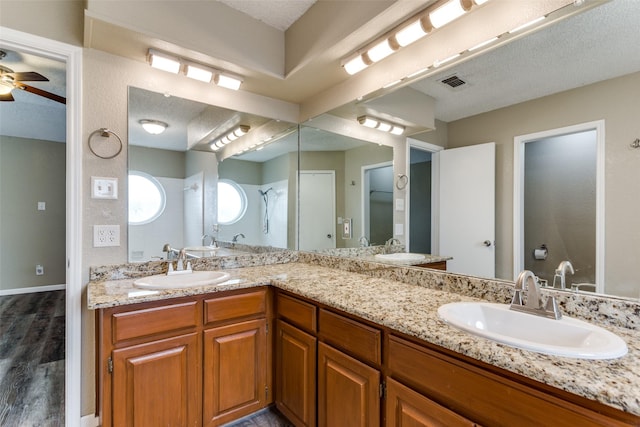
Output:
[
  {"left": 134, "top": 271, "right": 231, "bottom": 289},
  {"left": 375, "top": 253, "right": 426, "bottom": 262},
  {"left": 438, "top": 302, "right": 627, "bottom": 359}
]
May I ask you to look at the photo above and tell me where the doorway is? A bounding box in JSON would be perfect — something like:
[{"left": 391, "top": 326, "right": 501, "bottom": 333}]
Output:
[
  {"left": 514, "top": 121, "right": 604, "bottom": 292},
  {"left": 298, "top": 170, "right": 336, "bottom": 250},
  {"left": 362, "top": 162, "right": 393, "bottom": 246},
  {"left": 0, "top": 27, "right": 82, "bottom": 426}
]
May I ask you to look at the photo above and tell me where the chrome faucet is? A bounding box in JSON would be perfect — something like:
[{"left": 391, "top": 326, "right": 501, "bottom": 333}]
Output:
[
  {"left": 232, "top": 233, "right": 245, "bottom": 243},
  {"left": 510, "top": 270, "right": 562, "bottom": 320},
  {"left": 552, "top": 260, "right": 575, "bottom": 290},
  {"left": 385, "top": 237, "right": 401, "bottom": 254},
  {"left": 176, "top": 248, "right": 187, "bottom": 271},
  {"left": 202, "top": 234, "right": 215, "bottom": 246},
  {"left": 358, "top": 236, "right": 370, "bottom": 247}
]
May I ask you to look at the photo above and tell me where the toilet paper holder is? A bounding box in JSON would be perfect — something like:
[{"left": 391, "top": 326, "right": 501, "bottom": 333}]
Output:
[{"left": 533, "top": 244, "right": 548, "bottom": 260}]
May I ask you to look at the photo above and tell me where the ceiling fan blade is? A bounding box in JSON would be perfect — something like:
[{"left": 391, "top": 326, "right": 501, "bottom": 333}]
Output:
[
  {"left": 8, "top": 71, "right": 49, "bottom": 82},
  {"left": 0, "top": 91, "right": 15, "bottom": 101},
  {"left": 15, "top": 82, "right": 66, "bottom": 104}
]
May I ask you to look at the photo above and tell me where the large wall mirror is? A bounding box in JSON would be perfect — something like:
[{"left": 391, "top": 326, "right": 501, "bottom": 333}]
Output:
[
  {"left": 127, "top": 87, "right": 298, "bottom": 261},
  {"left": 329, "top": 0, "right": 639, "bottom": 299}
]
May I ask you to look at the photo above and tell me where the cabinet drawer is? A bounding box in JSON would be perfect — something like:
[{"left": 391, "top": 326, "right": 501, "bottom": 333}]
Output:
[
  {"left": 388, "top": 335, "right": 626, "bottom": 427},
  {"left": 318, "top": 309, "right": 381, "bottom": 365},
  {"left": 277, "top": 293, "right": 317, "bottom": 333},
  {"left": 204, "top": 289, "right": 266, "bottom": 325},
  {"left": 112, "top": 301, "right": 198, "bottom": 343}
]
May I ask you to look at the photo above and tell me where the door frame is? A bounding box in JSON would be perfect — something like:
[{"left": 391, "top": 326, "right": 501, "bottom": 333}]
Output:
[
  {"left": 405, "top": 138, "right": 443, "bottom": 253},
  {"left": 361, "top": 161, "right": 392, "bottom": 241},
  {"left": 0, "top": 27, "right": 83, "bottom": 426},
  {"left": 513, "top": 120, "right": 605, "bottom": 291}
]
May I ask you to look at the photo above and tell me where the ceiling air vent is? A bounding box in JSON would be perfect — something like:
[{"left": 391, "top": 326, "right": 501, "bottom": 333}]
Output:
[{"left": 440, "top": 75, "right": 466, "bottom": 89}]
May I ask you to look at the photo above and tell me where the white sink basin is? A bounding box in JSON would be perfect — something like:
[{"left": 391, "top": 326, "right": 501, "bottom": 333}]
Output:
[
  {"left": 438, "top": 302, "right": 627, "bottom": 359},
  {"left": 134, "top": 271, "right": 230, "bottom": 289},
  {"left": 375, "top": 253, "right": 426, "bottom": 262}
]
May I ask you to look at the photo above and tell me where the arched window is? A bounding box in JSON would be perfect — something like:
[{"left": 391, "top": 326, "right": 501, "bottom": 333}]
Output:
[
  {"left": 128, "top": 171, "right": 166, "bottom": 225},
  {"left": 218, "top": 179, "right": 247, "bottom": 225}
]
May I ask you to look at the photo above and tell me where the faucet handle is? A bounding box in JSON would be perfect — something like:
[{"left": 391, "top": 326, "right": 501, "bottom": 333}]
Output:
[{"left": 544, "top": 296, "right": 563, "bottom": 320}]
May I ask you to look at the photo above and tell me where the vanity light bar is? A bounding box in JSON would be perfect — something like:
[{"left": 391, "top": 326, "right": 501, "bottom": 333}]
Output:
[
  {"left": 341, "top": 0, "right": 489, "bottom": 76},
  {"left": 148, "top": 49, "right": 243, "bottom": 90},
  {"left": 210, "top": 125, "right": 251, "bottom": 151},
  {"left": 357, "top": 115, "right": 405, "bottom": 135}
]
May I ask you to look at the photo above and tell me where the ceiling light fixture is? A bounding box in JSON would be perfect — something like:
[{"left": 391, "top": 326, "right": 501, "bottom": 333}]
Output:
[
  {"left": 148, "top": 49, "right": 181, "bottom": 74},
  {"left": 147, "top": 49, "right": 243, "bottom": 90},
  {"left": 214, "top": 73, "right": 243, "bottom": 91},
  {"left": 341, "top": 0, "right": 490, "bottom": 75},
  {"left": 185, "top": 63, "right": 214, "bottom": 83},
  {"left": 139, "top": 119, "right": 168, "bottom": 135},
  {"left": 210, "top": 125, "right": 250, "bottom": 151},
  {"left": 429, "top": 0, "right": 473, "bottom": 29},
  {"left": 357, "top": 116, "right": 405, "bottom": 135}
]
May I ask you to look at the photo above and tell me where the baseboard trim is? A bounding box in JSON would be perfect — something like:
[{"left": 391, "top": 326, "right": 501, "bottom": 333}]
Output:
[
  {"left": 81, "top": 414, "right": 99, "bottom": 427},
  {"left": 0, "top": 284, "right": 66, "bottom": 296}
]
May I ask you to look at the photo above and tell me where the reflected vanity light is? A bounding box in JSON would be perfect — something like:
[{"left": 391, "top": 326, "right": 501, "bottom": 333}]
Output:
[
  {"left": 509, "top": 16, "right": 546, "bottom": 34},
  {"left": 357, "top": 115, "right": 405, "bottom": 135},
  {"left": 341, "top": 0, "right": 488, "bottom": 75},
  {"left": 210, "top": 125, "right": 250, "bottom": 151},
  {"left": 148, "top": 49, "right": 243, "bottom": 90},
  {"left": 139, "top": 119, "right": 168, "bottom": 135},
  {"left": 148, "top": 49, "right": 181, "bottom": 74}
]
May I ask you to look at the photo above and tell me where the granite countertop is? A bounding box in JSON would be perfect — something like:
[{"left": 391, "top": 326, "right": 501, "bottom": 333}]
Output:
[
  {"left": 358, "top": 253, "right": 452, "bottom": 266},
  {"left": 87, "top": 262, "right": 640, "bottom": 417}
]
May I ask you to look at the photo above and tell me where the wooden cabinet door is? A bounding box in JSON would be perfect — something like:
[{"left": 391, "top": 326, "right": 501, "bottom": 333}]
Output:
[
  {"left": 276, "top": 320, "right": 317, "bottom": 427},
  {"left": 203, "top": 318, "right": 267, "bottom": 426},
  {"left": 112, "top": 332, "right": 201, "bottom": 427},
  {"left": 318, "top": 342, "right": 380, "bottom": 427},
  {"left": 386, "top": 378, "right": 475, "bottom": 427}
]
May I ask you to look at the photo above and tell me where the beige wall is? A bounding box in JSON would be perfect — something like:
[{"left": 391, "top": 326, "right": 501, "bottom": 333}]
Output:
[
  {"left": 447, "top": 71, "right": 640, "bottom": 298},
  {"left": 0, "top": 136, "right": 66, "bottom": 290}
]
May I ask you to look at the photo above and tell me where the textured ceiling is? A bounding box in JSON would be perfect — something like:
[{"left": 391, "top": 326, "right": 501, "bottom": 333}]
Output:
[
  {"left": 409, "top": 0, "right": 640, "bottom": 122},
  {"left": 218, "top": 0, "right": 316, "bottom": 30}
]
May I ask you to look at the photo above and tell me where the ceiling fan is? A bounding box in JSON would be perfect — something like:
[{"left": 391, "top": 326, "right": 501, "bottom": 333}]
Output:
[{"left": 0, "top": 60, "right": 66, "bottom": 105}]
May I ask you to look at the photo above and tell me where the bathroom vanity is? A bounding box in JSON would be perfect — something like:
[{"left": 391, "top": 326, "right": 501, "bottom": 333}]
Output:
[{"left": 89, "top": 257, "right": 640, "bottom": 427}]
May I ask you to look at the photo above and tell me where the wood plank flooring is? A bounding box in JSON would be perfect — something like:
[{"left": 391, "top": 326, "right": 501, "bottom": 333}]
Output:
[
  {"left": 0, "top": 290, "right": 65, "bottom": 426},
  {"left": 225, "top": 407, "right": 293, "bottom": 427}
]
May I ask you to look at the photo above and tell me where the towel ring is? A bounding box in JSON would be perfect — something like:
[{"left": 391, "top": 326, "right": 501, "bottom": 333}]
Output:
[
  {"left": 396, "top": 174, "right": 408, "bottom": 190},
  {"left": 88, "top": 128, "right": 123, "bottom": 159}
]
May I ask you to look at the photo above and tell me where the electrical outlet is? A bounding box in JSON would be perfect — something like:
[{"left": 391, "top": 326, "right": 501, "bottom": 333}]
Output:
[
  {"left": 94, "top": 225, "right": 121, "bottom": 247},
  {"left": 36, "top": 264, "right": 44, "bottom": 275}
]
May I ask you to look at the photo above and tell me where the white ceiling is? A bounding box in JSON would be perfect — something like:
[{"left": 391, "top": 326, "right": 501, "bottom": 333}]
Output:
[{"left": 218, "top": 0, "right": 316, "bottom": 31}]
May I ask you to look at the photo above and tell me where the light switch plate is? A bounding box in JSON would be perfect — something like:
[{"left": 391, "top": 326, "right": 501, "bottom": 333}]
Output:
[
  {"left": 395, "top": 198, "right": 405, "bottom": 211},
  {"left": 94, "top": 225, "right": 120, "bottom": 247},
  {"left": 92, "top": 177, "right": 118, "bottom": 199},
  {"left": 342, "top": 218, "right": 352, "bottom": 239}
]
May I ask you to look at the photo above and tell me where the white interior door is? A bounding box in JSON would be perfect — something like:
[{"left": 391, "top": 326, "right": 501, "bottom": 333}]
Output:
[
  {"left": 439, "top": 142, "right": 495, "bottom": 277},
  {"left": 299, "top": 171, "right": 336, "bottom": 250}
]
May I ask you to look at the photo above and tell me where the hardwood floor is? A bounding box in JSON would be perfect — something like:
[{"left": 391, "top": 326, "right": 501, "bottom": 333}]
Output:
[{"left": 0, "top": 290, "right": 65, "bottom": 426}]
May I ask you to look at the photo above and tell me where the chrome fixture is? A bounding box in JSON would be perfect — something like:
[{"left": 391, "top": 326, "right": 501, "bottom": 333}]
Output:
[
  {"left": 202, "top": 234, "right": 216, "bottom": 246},
  {"left": 552, "top": 260, "right": 575, "bottom": 290},
  {"left": 510, "top": 270, "right": 562, "bottom": 320},
  {"left": 232, "top": 233, "right": 245, "bottom": 243},
  {"left": 385, "top": 238, "right": 401, "bottom": 253},
  {"left": 358, "top": 236, "right": 370, "bottom": 247},
  {"left": 162, "top": 243, "right": 179, "bottom": 260}
]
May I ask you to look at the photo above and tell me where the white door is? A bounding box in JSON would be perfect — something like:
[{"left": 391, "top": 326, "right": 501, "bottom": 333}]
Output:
[
  {"left": 439, "top": 143, "right": 495, "bottom": 277},
  {"left": 299, "top": 171, "right": 336, "bottom": 250}
]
